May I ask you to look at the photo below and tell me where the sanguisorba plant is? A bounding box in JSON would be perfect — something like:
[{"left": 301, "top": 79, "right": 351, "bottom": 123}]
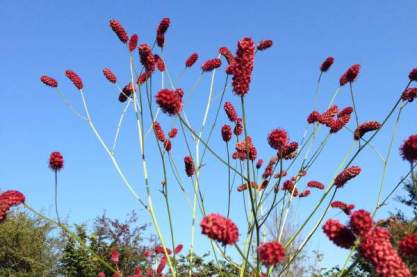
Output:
[{"left": 15, "top": 16, "right": 416, "bottom": 276}]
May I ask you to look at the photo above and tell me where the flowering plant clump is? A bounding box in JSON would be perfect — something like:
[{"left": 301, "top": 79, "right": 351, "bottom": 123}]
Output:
[{"left": 14, "top": 14, "right": 415, "bottom": 277}]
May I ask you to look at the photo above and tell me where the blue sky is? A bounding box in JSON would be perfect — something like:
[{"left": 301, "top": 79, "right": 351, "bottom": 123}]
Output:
[{"left": 1, "top": 0, "right": 417, "bottom": 272}]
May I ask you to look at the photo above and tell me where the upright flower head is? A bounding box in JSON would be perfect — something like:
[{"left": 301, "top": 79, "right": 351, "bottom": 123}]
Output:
[
  {"left": 111, "top": 249, "right": 120, "bottom": 264},
  {"left": 49, "top": 152, "right": 64, "bottom": 171},
  {"left": 138, "top": 44, "right": 155, "bottom": 72},
  {"left": 152, "top": 122, "right": 165, "bottom": 142},
  {"left": 232, "top": 136, "right": 257, "bottom": 161},
  {"left": 0, "top": 190, "right": 26, "bottom": 223},
  {"left": 154, "top": 55, "right": 166, "bottom": 72},
  {"left": 233, "top": 118, "right": 243, "bottom": 136},
  {"left": 201, "top": 58, "right": 222, "bottom": 72},
  {"left": 223, "top": 102, "right": 238, "bottom": 122},
  {"left": 257, "top": 40, "right": 273, "bottom": 51},
  {"left": 232, "top": 37, "right": 255, "bottom": 96},
  {"left": 221, "top": 124, "right": 232, "bottom": 142},
  {"left": 65, "top": 70, "right": 83, "bottom": 90},
  {"left": 339, "top": 64, "right": 360, "bottom": 86},
  {"left": 400, "top": 134, "right": 417, "bottom": 163},
  {"left": 184, "top": 156, "right": 195, "bottom": 177},
  {"left": 109, "top": 19, "right": 129, "bottom": 43},
  {"left": 103, "top": 68, "right": 117, "bottom": 84},
  {"left": 40, "top": 75, "right": 58, "bottom": 88},
  {"left": 128, "top": 34, "right": 139, "bottom": 52},
  {"left": 408, "top": 67, "right": 417, "bottom": 81},
  {"left": 320, "top": 57, "right": 334, "bottom": 72},
  {"left": 168, "top": 128, "right": 178, "bottom": 139},
  {"left": 257, "top": 241, "right": 285, "bottom": 267},
  {"left": 349, "top": 209, "right": 373, "bottom": 237},
  {"left": 401, "top": 88, "right": 417, "bottom": 102},
  {"left": 200, "top": 214, "right": 239, "bottom": 245},
  {"left": 334, "top": 166, "right": 361, "bottom": 188},
  {"left": 156, "top": 89, "right": 183, "bottom": 116},
  {"left": 185, "top": 53, "right": 198, "bottom": 68},
  {"left": 267, "top": 129, "right": 288, "bottom": 151},
  {"left": 399, "top": 233, "right": 417, "bottom": 259}
]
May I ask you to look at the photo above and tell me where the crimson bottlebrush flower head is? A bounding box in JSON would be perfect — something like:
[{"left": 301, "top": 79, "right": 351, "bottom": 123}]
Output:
[
  {"left": 174, "top": 244, "right": 183, "bottom": 254},
  {"left": 259, "top": 180, "right": 269, "bottom": 190},
  {"left": 110, "top": 249, "right": 119, "bottom": 264},
  {"left": 128, "top": 34, "right": 139, "bottom": 52},
  {"left": 65, "top": 70, "right": 83, "bottom": 90},
  {"left": 200, "top": 213, "right": 239, "bottom": 245},
  {"left": 232, "top": 136, "right": 257, "bottom": 161},
  {"left": 278, "top": 141, "right": 298, "bottom": 160},
  {"left": 219, "top": 47, "right": 235, "bottom": 65},
  {"left": 262, "top": 157, "right": 278, "bottom": 179},
  {"left": 152, "top": 121, "right": 165, "bottom": 142},
  {"left": 232, "top": 37, "right": 255, "bottom": 96},
  {"left": 307, "top": 111, "right": 320, "bottom": 124},
  {"left": 221, "top": 124, "right": 232, "bottom": 142},
  {"left": 154, "top": 245, "right": 172, "bottom": 255},
  {"left": 49, "top": 151, "right": 64, "bottom": 171},
  {"left": 257, "top": 40, "right": 273, "bottom": 51},
  {"left": 102, "top": 68, "right": 117, "bottom": 84},
  {"left": 408, "top": 67, "right": 417, "bottom": 81},
  {"left": 339, "top": 64, "right": 360, "bottom": 86},
  {"left": 359, "top": 227, "right": 411, "bottom": 277},
  {"left": 0, "top": 190, "right": 26, "bottom": 223},
  {"left": 154, "top": 55, "right": 166, "bottom": 72},
  {"left": 119, "top": 83, "right": 134, "bottom": 103},
  {"left": 139, "top": 44, "right": 155, "bottom": 72},
  {"left": 331, "top": 201, "right": 355, "bottom": 215},
  {"left": 334, "top": 166, "right": 361, "bottom": 188},
  {"left": 282, "top": 180, "right": 298, "bottom": 197},
  {"left": 350, "top": 209, "right": 373, "bottom": 237},
  {"left": 136, "top": 71, "right": 152, "bottom": 85},
  {"left": 399, "top": 233, "right": 417, "bottom": 259},
  {"left": 157, "top": 256, "right": 167, "bottom": 274},
  {"left": 354, "top": 121, "right": 382, "bottom": 140},
  {"left": 329, "top": 115, "right": 351, "bottom": 133},
  {"left": 168, "top": 128, "right": 178, "bottom": 139},
  {"left": 184, "top": 156, "right": 195, "bottom": 177},
  {"left": 163, "top": 139, "right": 172, "bottom": 152},
  {"left": 267, "top": 129, "right": 288, "bottom": 151},
  {"left": 320, "top": 57, "right": 334, "bottom": 72},
  {"left": 401, "top": 88, "right": 417, "bottom": 102},
  {"left": 256, "top": 159, "right": 264, "bottom": 169},
  {"left": 234, "top": 118, "right": 243, "bottom": 136},
  {"left": 237, "top": 182, "right": 258, "bottom": 192},
  {"left": 40, "top": 75, "right": 58, "bottom": 88},
  {"left": 185, "top": 53, "right": 198, "bottom": 68},
  {"left": 157, "top": 17, "right": 170, "bottom": 34},
  {"left": 109, "top": 19, "right": 129, "bottom": 43},
  {"left": 307, "top": 180, "right": 325, "bottom": 190},
  {"left": 201, "top": 58, "right": 222, "bottom": 72},
  {"left": 318, "top": 105, "right": 339, "bottom": 126},
  {"left": 323, "top": 219, "right": 356, "bottom": 249},
  {"left": 223, "top": 102, "right": 238, "bottom": 122},
  {"left": 299, "top": 189, "right": 311, "bottom": 198},
  {"left": 257, "top": 241, "right": 285, "bottom": 267},
  {"left": 156, "top": 88, "right": 183, "bottom": 116},
  {"left": 338, "top": 107, "right": 353, "bottom": 118},
  {"left": 400, "top": 134, "right": 417, "bottom": 163}
]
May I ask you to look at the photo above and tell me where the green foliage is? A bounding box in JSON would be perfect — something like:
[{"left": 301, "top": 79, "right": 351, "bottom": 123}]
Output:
[{"left": 0, "top": 210, "right": 59, "bottom": 276}]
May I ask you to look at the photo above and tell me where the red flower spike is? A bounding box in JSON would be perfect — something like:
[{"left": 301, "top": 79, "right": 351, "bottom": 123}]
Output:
[
  {"left": 257, "top": 241, "right": 285, "bottom": 267},
  {"left": 221, "top": 124, "right": 232, "bottom": 142},
  {"left": 233, "top": 118, "right": 243, "bottom": 136},
  {"left": 0, "top": 190, "right": 26, "bottom": 223},
  {"left": 129, "top": 34, "right": 139, "bottom": 52},
  {"left": 408, "top": 67, "right": 417, "bottom": 81},
  {"left": 339, "top": 64, "right": 360, "bottom": 86},
  {"left": 156, "top": 89, "right": 183, "bottom": 116},
  {"left": 49, "top": 151, "right": 64, "bottom": 171},
  {"left": 350, "top": 209, "right": 373, "bottom": 237},
  {"left": 223, "top": 102, "right": 238, "bottom": 122},
  {"left": 334, "top": 166, "right": 361, "bottom": 188},
  {"left": 168, "top": 128, "right": 178, "bottom": 139},
  {"left": 359, "top": 227, "right": 411, "bottom": 277},
  {"left": 154, "top": 245, "right": 172, "bottom": 255},
  {"left": 318, "top": 105, "right": 339, "bottom": 127},
  {"left": 331, "top": 201, "right": 355, "bottom": 215},
  {"left": 185, "top": 53, "right": 198, "bottom": 68},
  {"left": 219, "top": 47, "right": 235, "bottom": 65},
  {"left": 323, "top": 219, "right": 356, "bottom": 249},
  {"left": 400, "top": 134, "right": 417, "bottom": 163},
  {"left": 307, "top": 111, "right": 320, "bottom": 124},
  {"left": 200, "top": 213, "right": 239, "bottom": 245},
  {"left": 109, "top": 19, "right": 129, "bottom": 43},
  {"left": 329, "top": 115, "right": 351, "bottom": 133},
  {"left": 152, "top": 122, "right": 165, "bottom": 142},
  {"left": 257, "top": 40, "right": 273, "bottom": 51},
  {"left": 278, "top": 141, "right": 298, "bottom": 160},
  {"left": 399, "top": 233, "right": 417, "bottom": 259},
  {"left": 163, "top": 139, "right": 172, "bottom": 152},
  {"left": 157, "top": 256, "right": 167, "bottom": 273},
  {"left": 299, "top": 189, "right": 311, "bottom": 198},
  {"left": 137, "top": 71, "right": 152, "bottom": 85},
  {"left": 103, "top": 68, "right": 117, "bottom": 84},
  {"left": 201, "top": 58, "right": 222, "bottom": 72},
  {"left": 154, "top": 55, "right": 166, "bottom": 72},
  {"left": 65, "top": 70, "right": 83, "bottom": 90},
  {"left": 111, "top": 249, "right": 119, "bottom": 264},
  {"left": 184, "top": 156, "right": 195, "bottom": 177},
  {"left": 401, "top": 88, "right": 417, "bottom": 102},
  {"left": 307, "top": 180, "right": 324, "bottom": 190},
  {"left": 282, "top": 180, "right": 298, "bottom": 197},
  {"left": 40, "top": 75, "right": 58, "bottom": 87},
  {"left": 338, "top": 107, "right": 353, "bottom": 118},
  {"left": 174, "top": 244, "right": 183, "bottom": 254},
  {"left": 263, "top": 157, "right": 278, "bottom": 179},
  {"left": 119, "top": 83, "right": 134, "bottom": 103},
  {"left": 354, "top": 121, "right": 381, "bottom": 140},
  {"left": 256, "top": 159, "right": 264, "bottom": 169},
  {"left": 232, "top": 37, "right": 255, "bottom": 96},
  {"left": 139, "top": 44, "right": 155, "bottom": 72},
  {"left": 274, "top": 170, "right": 287, "bottom": 179},
  {"left": 267, "top": 129, "right": 288, "bottom": 151},
  {"left": 232, "top": 136, "right": 257, "bottom": 161},
  {"left": 320, "top": 57, "right": 334, "bottom": 72}
]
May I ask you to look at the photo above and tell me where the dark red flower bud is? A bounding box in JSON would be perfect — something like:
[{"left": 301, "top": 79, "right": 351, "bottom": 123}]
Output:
[
  {"left": 49, "top": 151, "right": 64, "bottom": 171},
  {"left": 103, "top": 68, "right": 117, "bottom": 84},
  {"left": 65, "top": 70, "right": 83, "bottom": 90},
  {"left": 129, "top": 34, "right": 139, "bottom": 52},
  {"left": 109, "top": 19, "right": 129, "bottom": 43},
  {"left": 201, "top": 58, "right": 222, "bottom": 72},
  {"left": 339, "top": 64, "right": 360, "bottom": 86},
  {"left": 185, "top": 53, "right": 198, "bottom": 68},
  {"left": 320, "top": 57, "right": 334, "bottom": 72},
  {"left": 257, "top": 40, "right": 273, "bottom": 51},
  {"left": 40, "top": 75, "right": 58, "bottom": 87}
]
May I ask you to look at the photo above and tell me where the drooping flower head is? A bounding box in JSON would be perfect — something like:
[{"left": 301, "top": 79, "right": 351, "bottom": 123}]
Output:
[
  {"left": 278, "top": 141, "right": 298, "bottom": 160},
  {"left": 320, "top": 57, "right": 334, "bottom": 72},
  {"left": 119, "top": 83, "right": 134, "bottom": 103},
  {"left": 299, "top": 189, "right": 311, "bottom": 198},
  {"left": 307, "top": 111, "right": 320, "bottom": 124},
  {"left": 156, "top": 88, "right": 184, "bottom": 116},
  {"left": 354, "top": 121, "right": 382, "bottom": 140},
  {"left": 40, "top": 75, "right": 58, "bottom": 88},
  {"left": 49, "top": 151, "right": 64, "bottom": 171},
  {"left": 184, "top": 156, "right": 195, "bottom": 177},
  {"left": 400, "top": 134, "right": 417, "bottom": 163},
  {"left": 307, "top": 180, "right": 324, "bottom": 190},
  {"left": 331, "top": 201, "right": 355, "bottom": 215},
  {"left": 257, "top": 241, "right": 285, "bottom": 267},
  {"left": 323, "top": 219, "right": 356, "bottom": 249},
  {"left": 0, "top": 190, "right": 26, "bottom": 223},
  {"left": 257, "top": 40, "right": 273, "bottom": 51},
  {"left": 65, "top": 70, "right": 83, "bottom": 90},
  {"left": 334, "top": 166, "right": 361, "bottom": 188},
  {"left": 103, "top": 68, "right": 117, "bottom": 84},
  {"left": 401, "top": 88, "right": 417, "bottom": 102},
  {"left": 232, "top": 37, "right": 255, "bottom": 96},
  {"left": 128, "top": 34, "right": 139, "bottom": 52},
  {"left": 219, "top": 47, "right": 235, "bottom": 65},
  {"left": 339, "top": 64, "right": 360, "bottom": 86},
  {"left": 201, "top": 58, "right": 222, "bottom": 72},
  {"left": 221, "top": 124, "right": 232, "bottom": 142},
  {"left": 200, "top": 213, "right": 239, "bottom": 245},
  {"left": 109, "top": 19, "right": 129, "bottom": 43},
  {"left": 408, "top": 67, "right": 417, "bottom": 81},
  {"left": 185, "top": 53, "right": 198, "bottom": 68}
]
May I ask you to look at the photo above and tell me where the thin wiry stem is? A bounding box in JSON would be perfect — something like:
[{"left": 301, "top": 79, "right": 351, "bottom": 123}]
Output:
[{"left": 54, "top": 170, "right": 60, "bottom": 224}]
